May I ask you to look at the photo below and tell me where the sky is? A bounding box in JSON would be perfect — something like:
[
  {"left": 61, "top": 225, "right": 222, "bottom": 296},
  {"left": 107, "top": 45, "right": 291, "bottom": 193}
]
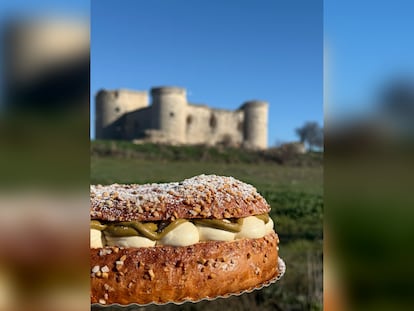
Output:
[
  {"left": 90, "top": 0, "right": 323, "bottom": 146},
  {"left": 2, "top": 0, "right": 412, "bottom": 144},
  {"left": 0, "top": 0, "right": 89, "bottom": 20}
]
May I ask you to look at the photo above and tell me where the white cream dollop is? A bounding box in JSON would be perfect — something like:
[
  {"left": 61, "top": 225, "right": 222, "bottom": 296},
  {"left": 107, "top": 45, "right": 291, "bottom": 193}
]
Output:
[
  {"left": 157, "top": 221, "right": 199, "bottom": 246},
  {"left": 105, "top": 235, "right": 156, "bottom": 248},
  {"left": 90, "top": 229, "right": 105, "bottom": 248},
  {"left": 265, "top": 217, "right": 274, "bottom": 234},
  {"left": 235, "top": 216, "right": 266, "bottom": 239},
  {"left": 197, "top": 226, "right": 236, "bottom": 241}
]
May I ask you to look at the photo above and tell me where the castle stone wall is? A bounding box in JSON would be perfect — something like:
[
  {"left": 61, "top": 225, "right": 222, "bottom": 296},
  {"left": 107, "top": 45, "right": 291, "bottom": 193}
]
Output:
[
  {"left": 184, "top": 105, "right": 244, "bottom": 146},
  {"left": 95, "top": 86, "right": 268, "bottom": 149},
  {"left": 184, "top": 105, "right": 212, "bottom": 145},
  {"left": 95, "top": 89, "right": 148, "bottom": 139},
  {"left": 124, "top": 107, "right": 152, "bottom": 140}
]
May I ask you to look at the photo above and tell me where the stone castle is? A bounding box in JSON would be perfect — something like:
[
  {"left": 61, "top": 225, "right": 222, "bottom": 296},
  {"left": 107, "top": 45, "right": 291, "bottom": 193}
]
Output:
[{"left": 95, "top": 86, "right": 268, "bottom": 149}]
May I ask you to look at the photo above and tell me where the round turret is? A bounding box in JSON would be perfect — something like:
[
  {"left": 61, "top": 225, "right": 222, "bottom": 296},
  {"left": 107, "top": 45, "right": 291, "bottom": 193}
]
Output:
[
  {"left": 151, "top": 86, "right": 187, "bottom": 144},
  {"left": 95, "top": 89, "right": 148, "bottom": 139},
  {"left": 242, "top": 100, "right": 269, "bottom": 149},
  {"left": 95, "top": 90, "right": 119, "bottom": 139}
]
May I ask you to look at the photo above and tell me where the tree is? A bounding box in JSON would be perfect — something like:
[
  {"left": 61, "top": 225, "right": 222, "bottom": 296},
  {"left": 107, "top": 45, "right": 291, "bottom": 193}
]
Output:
[
  {"left": 295, "top": 122, "right": 323, "bottom": 151},
  {"left": 380, "top": 77, "right": 414, "bottom": 135}
]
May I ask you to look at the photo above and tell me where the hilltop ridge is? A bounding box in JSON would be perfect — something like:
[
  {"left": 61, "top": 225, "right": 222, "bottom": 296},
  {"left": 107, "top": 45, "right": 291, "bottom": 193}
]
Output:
[{"left": 91, "top": 140, "right": 323, "bottom": 166}]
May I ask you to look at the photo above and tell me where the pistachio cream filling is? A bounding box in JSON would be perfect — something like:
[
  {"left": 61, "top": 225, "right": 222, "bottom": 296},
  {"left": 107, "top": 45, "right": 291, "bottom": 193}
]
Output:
[{"left": 90, "top": 214, "right": 273, "bottom": 248}]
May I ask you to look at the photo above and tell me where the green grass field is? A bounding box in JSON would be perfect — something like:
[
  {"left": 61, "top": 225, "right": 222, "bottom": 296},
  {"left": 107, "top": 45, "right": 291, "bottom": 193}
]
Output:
[
  {"left": 91, "top": 157, "right": 322, "bottom": 192},
  {"left": 91, "top": 141, "right": 323, "bottom": 311}
]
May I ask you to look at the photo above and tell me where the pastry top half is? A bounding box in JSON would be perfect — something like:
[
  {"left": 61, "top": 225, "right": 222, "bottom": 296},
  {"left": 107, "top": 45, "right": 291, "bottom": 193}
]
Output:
[{"left": 90, "top": 174, "right": 270, "bottom": 222}]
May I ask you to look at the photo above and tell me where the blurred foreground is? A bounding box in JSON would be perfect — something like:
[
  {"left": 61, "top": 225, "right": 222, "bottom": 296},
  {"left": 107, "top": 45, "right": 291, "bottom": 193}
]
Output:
[
  {"left": 325, "top": 113, "right": 414, "bottom": 311},
  {"left": 0, "top": 7, "right": 90, "bottom": 311},
  {"left": 324, "top": 0, "right": 414, "bottom": 308},
  {"left": 325, "top": 24, "right": 414, "bottom": 309}
]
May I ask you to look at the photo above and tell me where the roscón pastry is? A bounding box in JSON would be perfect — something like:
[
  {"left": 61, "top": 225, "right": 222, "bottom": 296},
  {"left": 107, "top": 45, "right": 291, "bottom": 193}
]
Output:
[{"left": 90, "top": 174, "right": 280, "bottom": 305}]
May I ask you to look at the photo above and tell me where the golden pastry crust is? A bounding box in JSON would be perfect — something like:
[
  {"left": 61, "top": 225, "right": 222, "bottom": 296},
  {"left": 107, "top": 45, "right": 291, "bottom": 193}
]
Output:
[
  {"left": 90, "top": 175, "right": 270, "bottom": 222},
  {"left": 91, "top": 232, "right": 279, "bottom": 305}
]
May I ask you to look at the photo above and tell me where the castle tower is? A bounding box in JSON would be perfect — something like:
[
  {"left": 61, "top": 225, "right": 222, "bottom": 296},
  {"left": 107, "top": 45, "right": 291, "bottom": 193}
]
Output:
[
  {"left": 242, "top": 100, "right": 269, "bottom": 149},
  {"left": 95, "top": 89, "right": 148, "bottom": 139},
  {"left": 150, "top": 86, "right": 187, "bottom": 144}
]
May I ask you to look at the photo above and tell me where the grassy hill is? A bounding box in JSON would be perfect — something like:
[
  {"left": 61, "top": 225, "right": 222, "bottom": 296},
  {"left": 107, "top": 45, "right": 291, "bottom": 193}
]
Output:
[
  {"left": 91, "top": 140, "right": 323, "bottom": 311},
  {"left": 91, "top": 140, "right": 323, "bottom": 166}
]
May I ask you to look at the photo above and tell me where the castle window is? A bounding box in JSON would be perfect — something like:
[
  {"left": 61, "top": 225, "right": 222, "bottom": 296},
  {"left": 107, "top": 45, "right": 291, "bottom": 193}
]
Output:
[
  {"left": 237, "top": 121, "right": 243, "bottom": 132},
  {"left": 170, "top": 112, "right": 175, "bottom": 117},
  {"left": 115, "top": 107, "right": 120, "bottom": 113},
  {"left": 186, "top": 115, "right": 193, "bottom": 125},
  {"left": 209, "top": 114, "right": 217, "bottom": 129}
]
